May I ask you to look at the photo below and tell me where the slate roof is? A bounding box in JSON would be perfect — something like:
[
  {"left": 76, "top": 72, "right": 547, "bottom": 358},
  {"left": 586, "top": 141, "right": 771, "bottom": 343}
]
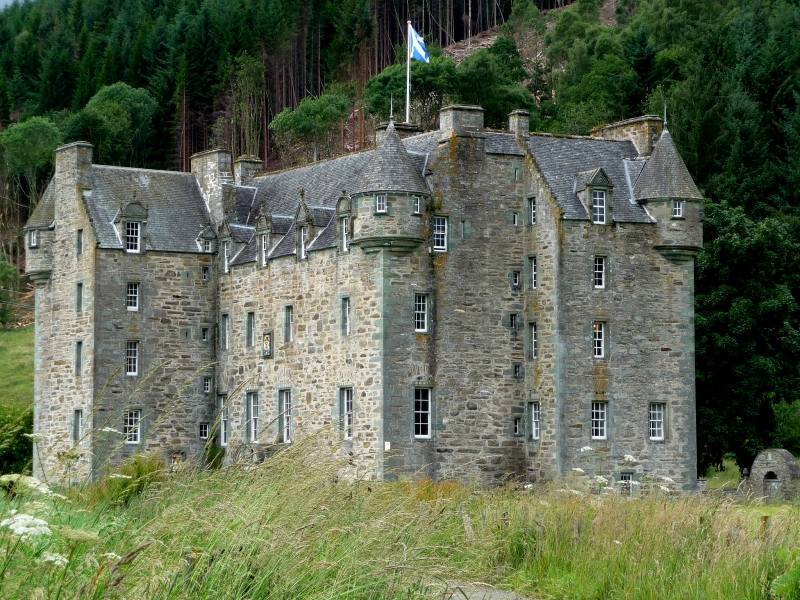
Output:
[
  {"left": 352, "top": 123, "right": 430, "bottom": 195},
  {"left": 86, "top": 165, "right": 210, "bottom": 252},
  {"left": 234, "top": 186, "right": 258, "bottom": 225},
  {"left": 402, "top": 130, "right": 442, "bottom": 153},
  {"left": 229, "top": 223, "right": 255, "bottom": 243},
  {"left": 485, "top": 131, "right": 525, "bottom": 156},
  {"left": 634, "top": 129, "right": 703, "bottom": 200},
  {"left": 308, "top": 219, "right": 338, "bottom": 251},
  {"left": 26, "top": 181, "right": 55, "bottom": 228},
  {"left": 526, "top": 135, "right": 653, "bottom": 223}
]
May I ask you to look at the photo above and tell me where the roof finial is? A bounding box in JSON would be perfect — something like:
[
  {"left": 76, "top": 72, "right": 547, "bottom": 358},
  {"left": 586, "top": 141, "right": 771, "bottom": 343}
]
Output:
[
  {"left": 390, "top": 95, "right": 394, "bottom": 123},
  {"left": 299, "top": 188, "right": 305, "bottom": 201},
  {"left": 663, "top": 102, "right": 668, "bottom": 129}
]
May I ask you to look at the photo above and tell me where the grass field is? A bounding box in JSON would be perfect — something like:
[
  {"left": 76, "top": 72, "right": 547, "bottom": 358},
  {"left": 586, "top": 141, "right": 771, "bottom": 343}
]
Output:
[{"left": 0, "top": 326, "right": 34, "bottom": 408}]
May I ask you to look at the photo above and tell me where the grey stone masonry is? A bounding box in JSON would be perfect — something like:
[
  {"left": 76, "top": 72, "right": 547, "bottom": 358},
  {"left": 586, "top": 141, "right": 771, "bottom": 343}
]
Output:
[{"left": 26, "top": 106, "right": 703, "bottom": 489}]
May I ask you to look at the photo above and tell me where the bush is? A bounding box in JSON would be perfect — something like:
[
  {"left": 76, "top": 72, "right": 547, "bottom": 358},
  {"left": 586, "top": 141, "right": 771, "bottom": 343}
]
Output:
[
  {"left": 0, "top": 402, "right": 32, "bottom": 475},
  {"left": 91, "top": 453, "right": 166, "bottom": 506}
]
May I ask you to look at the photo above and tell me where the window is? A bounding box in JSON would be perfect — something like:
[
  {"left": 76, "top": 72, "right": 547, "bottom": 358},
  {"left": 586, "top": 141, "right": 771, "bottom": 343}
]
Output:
[
  {"left": 76, "top": 229, "right": 83, "bottom": 255},
  {"left": 125, "top": 222, "right": 140, "bottom": 252},
  {"left": 620, "top": 472, "right": 632, "bottom": 482},
  {"left": 247, "top": 391, "right": 259, "bottom": 443},
  {"left": 529, "top": 198, "right": 537, "bottom": 225},
  {"left": 300, "top": 226, "right": 309, "bottom": 259},
  {"left": 591, "top": 402, "right": 607, "bottom": 439},
  {"left": 514, "top": 417, "right": 523, "bottom": 436},
  {"left": 672, "top": 200, "right": 684, "bottom": 218},
  {"left": 218, "top": 395, "right": 229, "bottom": 447},
  {"left": 126, "top": 282, "right": 139, "bottom": 311},
  {"left": 202, "top": 266, "right": 210, "bottom": 281},
  {"left": 340, "top": 218, "right": 349, "bottom": 252},
  {"left": 199, "top": 423, "right": 209, "bottom": 440},
  {"left": 510, "top": 313, "right": 519, "bottom": 331},
  {"left": 284, "top": 306, "right": 294, "bottom": 342},
  {"left": 529, "top": 322, "right": 538, "bottom": 360},
  {"left": 433, "top": 217, "right": 447, "bottom": 252},
  {"left": 593, "top": 322, "right": 605, "bottom": 358},
  {"left": 279, "top": 389, "right": 292, "bottom": 443},
  {"left": 594, "top": 256, "right": 606, "bottom": 289},
  {"left": 125, "top": 341, "right": 139, "bottom": 376},
  {"left": 74, "top": 341, "right": 83, "bottom": 377},
  {"left": 512, "top": 213, "right": 519, "bottom": 226},
  {"left": 414, "top": 389, "right": 432, "bottom": 439},
  {"left": 413, "top": 196, "right": 422, "bottom": 214},
  {"left": 246, "top": 312, "right": 255, "bottom": 347},
  {"left": 203, "top": 239, "right": 212, "bottom": 253},
  {"left": 222, "top": 242, "right": 230, "bottom": 273},
  {"left": 123, "top": 409, "right": 141, "bottom": 444},
  {"left": 592, "top": 191, "right": 606, "bottom": 224},
  {"left": 28, "top": 229, "right": 38, "bottom": 248},
  {"left": 513, "top": 364, "right": 521, "bottom": 379},
  {"left": 76, "top": 283, "right": 83, "bottom": 312},
  {"left": 513, "top": 167, "right": 521, "bottom": 180},
  {"left": 512, "top": 271, "right": 521, "bottom": 289},
  {"left": 203, "top": 376, "right": 212, "bottom": 394},
  {"left": 649, "top": 403, "right": 665, "bottom": 440},
  {"left": 414, "top": 294, "right": 428, "bottom": 332},
  {"left": 201, "top": 327, "right": 209, "bottom": 342},
  {"left": 73, "top": 409, "right": 83, "bottom": 443},
  {"left": 260, "top": 233, "right": 269, "bottom": 264},
  {"left": 221, "top": 314, "right": 229, "bottom": 350},
  {"left": 341, "top": 388, "right": 354, "bottom": 440},
  {"left": 530, "top": 256, "right": 537, "bottom": 289},
  {"left": 376, "top": 195, "right": 387, "bottom": 213},
  {"left": 342, "top": 297, "right": 351, "bottom": 336},
  {"left": 529, "top": 402, "right": 541, "bottom": 441}
]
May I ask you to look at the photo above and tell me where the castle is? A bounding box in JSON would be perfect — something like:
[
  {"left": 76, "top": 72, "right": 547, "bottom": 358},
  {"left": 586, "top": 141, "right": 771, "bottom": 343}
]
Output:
[{"left": 24, "top": 105, "right": 703, "bottom": 489}]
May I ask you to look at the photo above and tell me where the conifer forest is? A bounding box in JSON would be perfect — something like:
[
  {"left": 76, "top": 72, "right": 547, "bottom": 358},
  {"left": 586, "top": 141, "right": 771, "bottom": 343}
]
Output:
[{"left": 0, "top": 0, "right": 799, "bottom": 474}]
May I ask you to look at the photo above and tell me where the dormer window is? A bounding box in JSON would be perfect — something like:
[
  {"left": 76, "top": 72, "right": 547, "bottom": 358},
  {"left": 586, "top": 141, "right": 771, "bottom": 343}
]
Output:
[
  {"left": 300, "top": 226, "right": 309, "bottom": 259},
  {"left": 592, "top": 191, "right": 606, "bottom": 224},
  {"left": 412, "top": 196, "right": 421, "bottom": 214},
  {"left": 203, "top": 239, "right": 213, "bottom": 253},
  {"left": 340, "top": 217, "right": 349, "bottom": 252},
  {"left": 672, "top": 200, "right": 684, "bottom": 218},
  {"left": 126, "top": 222, "right": 140, "bottom": 252},
  {"left": 376, "top": 195, "right": 387, "bottom": 213},
  {"left": 260, "top": 233, "right": 269, "bottom": 265}
]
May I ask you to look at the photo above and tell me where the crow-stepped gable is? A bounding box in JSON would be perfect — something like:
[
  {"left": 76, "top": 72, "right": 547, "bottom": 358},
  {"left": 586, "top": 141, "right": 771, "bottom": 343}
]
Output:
[{"left": 26, "top": 106, "right": 703, "bottom": 489}]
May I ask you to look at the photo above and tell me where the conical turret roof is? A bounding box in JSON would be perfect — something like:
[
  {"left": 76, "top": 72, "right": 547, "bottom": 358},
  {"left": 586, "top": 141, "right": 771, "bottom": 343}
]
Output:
[
  {"left": 634, "top": 129, "right": 702, "bottom": 200},
  {"left": 352, "top": 122, "right": 429, "bottom": 195}
]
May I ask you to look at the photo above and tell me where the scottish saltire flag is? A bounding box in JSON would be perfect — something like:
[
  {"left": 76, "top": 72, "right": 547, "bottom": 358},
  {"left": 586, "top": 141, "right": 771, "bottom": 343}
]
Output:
[{"left": 409, "top": 25, "right": 429, "bottom": 63}]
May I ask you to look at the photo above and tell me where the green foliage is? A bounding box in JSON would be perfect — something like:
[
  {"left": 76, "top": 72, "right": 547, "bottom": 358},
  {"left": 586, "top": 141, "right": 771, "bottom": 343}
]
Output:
[
  {"left": 326, "top": 0, "right": 375, "bottom": 78},
  {"left": 93, "top": 453, "right": 166, "bottom": 506},
  {"left": 0, "top": 326, "right": 34, "bottom": 475},
  {"left": 775, "top": 401, "right": 800, "bottom": 457},
  {"left": 64, "top": 82, "right": 156, "bottom": 166},
  {"left": 502, "top": 0, "right": 545, "bottom": 37},
  {"left": 0, "top": 117, "right": 62, "bottom": 204},
  {"left": 771, "top": 548, "right": 800, "bottom": 600},
  {"left": 0, "top": 257, "right": 20, "bottom": 330},
  {"left": 0, "top": 404, "right": 32, "bottom": 475}
]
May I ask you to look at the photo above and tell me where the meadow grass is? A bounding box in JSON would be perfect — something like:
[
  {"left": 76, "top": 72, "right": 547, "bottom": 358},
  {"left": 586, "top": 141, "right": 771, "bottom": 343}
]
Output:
[
  {"left": 0, "top": 326, "right": 34, "bottom": 408},
  {"left": 1, "top": 434, "right": 798, "bottom": 600}
]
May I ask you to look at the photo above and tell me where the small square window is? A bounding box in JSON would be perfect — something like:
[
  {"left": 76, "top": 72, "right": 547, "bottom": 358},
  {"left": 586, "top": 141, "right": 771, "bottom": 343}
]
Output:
[
  {"left": 433, "top": 217, "right": 447, "bottom": 252},
  {"left": 202, "top": 266, "right": 210, "bottom": 281},
  {"left": 512, "top": 271, "right": 521, "bottom": 288},
  {"left": 203, "top": 376, "right": 212, "bottom": 394},
  {"left": 672, "top": 200, "right": 684, "bottom": 218},
  {"left": 376, "top": 195, "right": 387, "bottom": 213},
  {"left": 201, "top": 327, "right": 209, "bottom": 342},
  {"left": 514, "top": 417, "right": 523, "bottom": 436},
  {"left": 513, "top": 364, "right": 521, "bottom": 379},
  {"left": 199, "top": 422, "right": 209, "bottom": 440},
  {"left": 29, "top": 229, "right": 39, "bottom": 248}
]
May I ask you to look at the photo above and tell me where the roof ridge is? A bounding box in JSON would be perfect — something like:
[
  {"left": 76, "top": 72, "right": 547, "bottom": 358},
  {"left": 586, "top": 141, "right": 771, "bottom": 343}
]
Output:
[
  {"left": 253, "top": 148, "right": 374, "bottom": 180},
  {"left": 92, "top": 164, "right": 197, "bottom": 177}
]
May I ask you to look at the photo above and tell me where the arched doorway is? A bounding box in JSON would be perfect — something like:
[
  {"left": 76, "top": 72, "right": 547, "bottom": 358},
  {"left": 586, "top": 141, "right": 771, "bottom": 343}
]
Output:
[{"left": 764, "top": 471, "right": 781, "bottom": 497}]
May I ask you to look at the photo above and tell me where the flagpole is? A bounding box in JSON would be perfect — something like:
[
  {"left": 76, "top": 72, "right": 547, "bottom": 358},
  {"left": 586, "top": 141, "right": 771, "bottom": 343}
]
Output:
[{"left": 406, "top": 20, "right": 411, "bottom": 124}]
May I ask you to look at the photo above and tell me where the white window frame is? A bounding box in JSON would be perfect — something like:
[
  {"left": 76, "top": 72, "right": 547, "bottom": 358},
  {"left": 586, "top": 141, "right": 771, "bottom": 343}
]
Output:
[
  {"left": 125, "top": 222, "right": 140, "bottom": 253},
  {"left": 514, "top": 417, "right": 523, "bottom": 436},
  {"left": 529, "top": 322, "right": 538, "bottom": 360},
  {"left": 340, "top": 218, "right": 349, "bottom": 252},
  {"left": 218, "top": 395, "right": 228, "bottom": 447},
  {"left": 414, "top": 294, "right": 428, "bottom": 333},
  {"left": 203, "top": 376, "right": 212, "bottom": 394},
  {"left": 126, "top": 282, "right": 139, "bottom": 311},
  {"left": 510, "top": 313, "right": 519, "bottom": 331},
  {"left": 221, "top": 314, "right": 229, "bottom": 350},
  {"left": 513, "top": 167, "right": 521, "bottom": 181},
  {"left": 203, "top": 239, "right": 212, "bottom": 253},
  {"left": 247, "top": 391, "right": 260, "bottom": 443},
  {"left": 433, "top": 217, "right": 447, "bottom": 252},
  {"left": 672, "top": 200, "right": 684, "bottom": 218},
  {"left": 412, "top": 196, "right": 422, "bottom": 214},
  {"left": 594, "top": 256, "right": 606, "bottom": 289},
  {"left": 125, "top": 341, "right": 139, "bottom": 376},
  {"left": 529, "top": 198, "right": 537, "bottom": 225},
  {"left": 201, "top": 327, "right": 209, "bottom": 342},
  {"left": 530, "top": 402, "right": 541, "bottom": 441},
  {"left": 593, "top": 322, "right": 605, "bottom": 358},
  {"left": 300, "top": 226, "right": 309, "bottom": 259},
  {"left": 28, "top": 229, "right": 38, "bottom": 248},
  {"left": 279, "top": 389, "right": 292, "bottom": 443},
  {"left": 341, "top": 387, "right": 354, "bottom": 440},
  {"left": 260, "top": 233, "right": 269, "bottom": 264},
  {"left": 649, "top": 403, "right": 666, "bottom": 440},
  {"left": 199, "top": 422, "right": 209, "bottom": 440},
  {"left": 123, "top": 409, "right": 141, "bottom": 444},
  {"left": 591, "top": 401, "right": 607, "bottom": 439},
  {"left": 376, "top": 195, "right": 388, "bottom": 213},
  {"left": 592, "top": 191, "right": 606, "bottom": 224},
  {"left": 202, "top": 266, "right": 210, "bottom": 281},
  {"left": 75, "top": 340, "right": 82, "bottom": 377},
  {"left": 512, "top": 271, "right": 521, "bottom": 288},
  {"left": 73, "top": 409, "right": 83, "bottom": 443},
  {"left": 342, "top": 297, "right": 351, "bottom": 336},
  {"left": 512, "top": 213, "right": 519, "bottom": 226},
  {"left": 530, "top": 256, "right": 537, "bottom": 289},
  {"left": 284, "top": 305, "right": 294, "bottom": 343},
  {"left": 246, "top": 312, "right": 255, "bottom": 347},
  {"left": 414, "top": 388, "right": 432, "bottom": 439},
  {"left": 222, "top": 242, "right": 230, "bottom": 273}
]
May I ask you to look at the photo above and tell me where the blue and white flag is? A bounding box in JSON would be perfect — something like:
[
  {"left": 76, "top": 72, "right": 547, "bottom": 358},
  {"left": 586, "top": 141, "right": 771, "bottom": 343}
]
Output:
[{"left": 409, "top": 25, "right": 429, "bottom": 63}]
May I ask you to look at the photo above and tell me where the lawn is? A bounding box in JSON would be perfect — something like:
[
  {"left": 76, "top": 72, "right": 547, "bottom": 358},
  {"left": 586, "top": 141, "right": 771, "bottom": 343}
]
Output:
[{"left": 0, "top": 326, "right": 34, "bottom": 408}]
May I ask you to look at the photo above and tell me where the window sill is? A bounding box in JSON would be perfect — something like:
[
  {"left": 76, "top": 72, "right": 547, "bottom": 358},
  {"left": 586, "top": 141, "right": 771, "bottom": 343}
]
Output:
[
  {"left": 670, "top": 216, "right": 685, "bottom": 221},
  {"left": 127, "top": 308, "right": 138, "bottom": 312}
]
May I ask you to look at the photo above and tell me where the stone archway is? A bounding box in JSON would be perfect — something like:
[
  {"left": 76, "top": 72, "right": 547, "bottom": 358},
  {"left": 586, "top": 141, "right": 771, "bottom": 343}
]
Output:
[{"left": 749, "top": 450, "right": 800, "bottom": 501}]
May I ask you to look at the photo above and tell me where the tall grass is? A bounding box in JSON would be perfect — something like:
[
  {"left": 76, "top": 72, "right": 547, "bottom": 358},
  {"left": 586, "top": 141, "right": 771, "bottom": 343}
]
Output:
[
  {"left": 0, "top": 432, "right": 798, "bottom": 599},
  {"left": 0, "top": 326, "right": 34, "bottom": 408}
]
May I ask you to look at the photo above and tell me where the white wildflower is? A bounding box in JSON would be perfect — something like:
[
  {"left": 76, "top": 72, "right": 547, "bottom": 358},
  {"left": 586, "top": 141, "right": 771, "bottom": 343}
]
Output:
[
  {"left": 571, "top": 467, "right": 585, "bottom": 474},
  {"left": 580, "top": 446, "right": 593, "bottom": 453},
  {"left": 0, "top": 513, "right": 52, "bottom": 537},
  {"left": 22, "top": 433, "right": 44, "bottom": 442},
  {"left": 24, "top": 477, "right": 52, "bottom": 495},
  {"left": 39, "top": 552, "right": 68, "bottom": 567},
  {"left": 595, "top": 476, "right": 608, "bottom": 485},
  {"left": 109, "top": 474, "right": 132, "bottom": 480},
  {"left": 613, "top": 540, "right": 622, "bottom": 545},
  {"left": 658, "top": 485, "right": 670, "bottom": 492},
  {"left": 24, "top": 501, "right": 49, "bottom": 514},
  {"left": 103, "top": 552, "right": 122, "bottom": 561},
  {"left": 623, "top": 454, "right": 637, "bottom": 463},
  {"left": 0, "top": 474, "right": 21, "bottom": 484},
  {"left": 523, "top": 484, "right": 533, "bottom": 490},
  {"left": 661, "top": 476, "right": 675, "bottom": 484},
  {"left": 50, "top": 493, "right": 67, "bottom": 500},
  {"left": 99, "top": 427, "right": 122, "bottom": 434},
  {"left": 630, "top": 481, "right": 640, "bottom": 486},
  {"left": 539, "top": 500, "right": 551, "bottom": 507},
  {"left": 570, "top": 489, "right": 583, "bottom": 495}
]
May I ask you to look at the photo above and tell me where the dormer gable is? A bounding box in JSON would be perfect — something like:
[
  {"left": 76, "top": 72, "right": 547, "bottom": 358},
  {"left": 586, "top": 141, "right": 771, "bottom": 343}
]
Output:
[
  {"left": 114, "top": 196, "right": 149, "bottom": 252},
  {"left": 295, "top": 190, "right": 315, "bottom": 260},
  {"left": 574, "top": 168, "right": 613, "bottom": 224},
  {"left": 196, "top": 223, "right": 217, "bottom": 253},
  {"left": 255, "top": 204, "right": 273, "bottom": 266}
]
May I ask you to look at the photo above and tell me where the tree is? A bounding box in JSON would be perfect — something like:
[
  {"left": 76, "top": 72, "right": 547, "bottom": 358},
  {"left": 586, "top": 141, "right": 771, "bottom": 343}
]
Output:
[
  {"left": 231, "top": 53, "right": 266, "bottom": 159},
  {"left": 0, "top": 256, "right": 20, "bottom": 329},
  {"left": 0, "top": 117, "right": 62, "bottom": 208}
]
